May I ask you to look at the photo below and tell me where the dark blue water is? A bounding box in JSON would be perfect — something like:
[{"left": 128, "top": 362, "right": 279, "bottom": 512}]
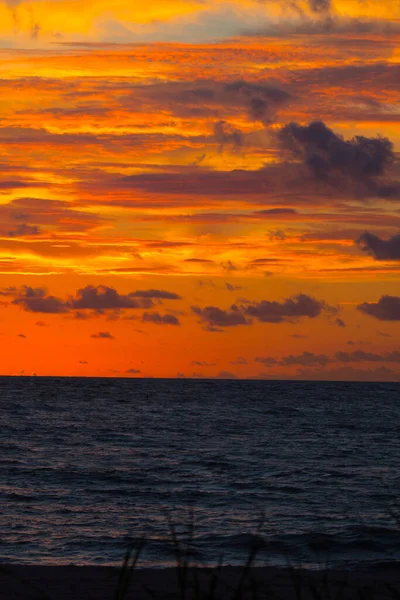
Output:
[{"left": 1, "top": 377, "right": 399, "bottom": 569}]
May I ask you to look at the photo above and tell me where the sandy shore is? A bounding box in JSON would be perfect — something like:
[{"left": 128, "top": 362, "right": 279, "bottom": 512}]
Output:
[{"left": 1, "top": 563, "right": 399, "bottom": 600}]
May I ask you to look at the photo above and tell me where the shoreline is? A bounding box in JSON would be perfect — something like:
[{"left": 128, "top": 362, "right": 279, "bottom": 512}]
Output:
[{"left": 1, "top": 563, "right": 399, "bottom": 600}]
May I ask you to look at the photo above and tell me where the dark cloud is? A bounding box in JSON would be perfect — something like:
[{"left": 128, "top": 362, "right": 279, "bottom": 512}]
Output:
[
  {"left": 91, "top": 331, "right": 114, "bottom": 339},
  {"left": 335, "top": 350, "right": 400, "bottom": 363},
  {"left": 295, "top": 366, "right": 399, "bottom": 383},
  {"left": 4, "top": 284, "right": 183, "bottom": 315},
  {"left": 260, "top": 209, "right": 297, "bottom": 216},
  {"left": 112, "top": 163, "right": 335, "bottom": 199},
  {"left": 280, "top": 352, "right": 330, "bottom": 367},
  {"left": 357, "top": 295, "right": 400, "bottom": 321},
  {"left": 255, "top": 349, "right": 400, "bottom": 369},
  {"left": 73, "top": 311, "right": 91, "bottom": 320},
  {"left": 11, "top": 286, "right": 68, "bottom": 314},
  {"left": 260, "top": 0, "right": 330, "bottom": 13},
  {"left": 1, "top": 197, "right": 101, "bottom": 234},
  {"left": 130, "top": 289, "right": 182, "bottom": 300},
  {"left": 35, "top": 321, "right": 47, "bottom": 327},
  {"left": 190, "top": 360, "right": 216, "bottom": 367},
  {"left": 133, "top": 78, "right": 290, "bottom": 125},
  {"left": 7, "top": 224, "right": 40, "bottom": 237},
  {"left": 216, "top": 371, "right": 237, "bottom": 379},
  {"left": 221, "top": 260, "right": 237, "bottom": 272},
  {"left": 192, "top": 294, "right": 330, "bottom": 329},
  {"left": 0, "top": 287, "right": 17, "bottom": 297},
  {"left": 278, "top": 121, "right": 394, "bottom": 193},
  {"left": 336, "top": 318, "right": 346, "bottom": 328},
  {"left": 231, "top": 356, "right": 248, "bottom": 365},
  {"left": 214, "top": 120, "right": 242, "bottom": 150},
  {"left": 142, "top": 312, "right": 180, "bottom": 326},
  {"left": 358, "top": 232, "right": 400, "bottom": 261},
  {"left": 308, "top": 0, "right": 330, "bottom": 11},
  {"left": 17, "top": 333, "right": 27, "bottom": 339},
  {"left": 192, "top": 304, "right": 248, "bottom": 328},
  {"left": 243, "top": 16, "right": 400, "bottom": 39},
  {"left": 79, "top": 360, "right": 88, "bottom": 364},
  {"left": 225, "top": 282, "right": 243, "bottom": 292},
  {"left": 255, "top": 356, "right": 278, "bottom": 367},
  {"left": 244, "top": 294, "right": 329, "bottom": 323},
  {"left": 126, "top": 368, "right": 141, "bottom": 374},
  {"left": 256, "top": 352, "right": 329, "bottom": 367},
  {"left": 71, "top": 285, "right": 154, "bottom": 310},
  {"left": 223, "top": 80, "right": 291, "bottom": 124}
]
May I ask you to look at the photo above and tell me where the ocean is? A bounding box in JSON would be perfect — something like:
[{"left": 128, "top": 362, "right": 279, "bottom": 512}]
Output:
[{"left": 1, "top": 377, "right": 399, "bottom": 570}]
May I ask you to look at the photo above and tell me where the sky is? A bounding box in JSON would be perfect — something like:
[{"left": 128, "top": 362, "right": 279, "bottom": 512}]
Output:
[{"left": 0, "top": 0, "right": 399, "bottom": 380}]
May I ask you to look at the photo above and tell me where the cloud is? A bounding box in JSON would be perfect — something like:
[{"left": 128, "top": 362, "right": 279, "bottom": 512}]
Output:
[
  {"left": 244, "top": 294, "right": 329, "bottom": 323},
  {"left": 126, "top": 368, "right": 141, "bottom": 374},
  {"left": 358, "top": 232, "right": 400, "bottom": 260},
  {"left": 278, "top": 121, "right": 394, "bottom": 193},
  {"left": 71, "top": 286, "right": 182, "bottom": 311},
  {"left": 7, "top": 224, "right": 40, "bottom": 237},
  {"left": 256, "top": 352, "right": 329, "bottom": 367},
  {"left": 336, "top": 318, "right": 346, "bottom": 328},
  {"left": 295, "top": 366, "right": 399, "bottom": 382},
  {"left": 35, "top": 321, "right": 47, "bottom": 327},
  {"left": 190, "top": 360, "right": 216, "bottom": 367},
  {"left": 130, "top": 289, "right": 182, "bottom": 300},
  {"left": 191, "top": 360, "right": 216, "bottom": 366},
  {"left": 0, "top": 197, "right": 101, "bottom": 234},
  {"left": 216, "top": 371, "right": 237, "bottom": 379},
  {"left": 256, "top": 348, "right": 400, "bottom": 370},
  {"left": 3, "top": 284, "right": 183, "bottom": 315},
  {"left": 91, "top": 331, "right": 114, "bottom": 339},
  {"left": 71, "top": 285, "right": 154, "bottom": 310},
  {"left": 184, "top": 258, "right": 214, "bottom": 264},
  {"left": 192, "top": 294, "right": 330, "bottom": 329},
  {"left": 357, "top": 296, "right": 400, "bottom": 321},
  {"left": 73, "top": 311, "right": 91, "bottom": 320},
  {"left": 225, "top": 282, "right": 243, "bottom": 292},
  {"left": 308, "top": 0, "right": 331, "bottom": 11},
  {"left": 142, "top": 312, "right": 180, "bottom": 326},
  {"left": 231, "top": 356, "right": 248, "bottom": 365},
  {"left": 280, "top": 352, "right": 330, "bottom": 367},
  {"left": 79, "top": 360, "right": 88, "bottom": 364},
  {"left": 17, "top": 333, "right": 27, "bottom": 339},
  {"left": 11, "top": 286, "right": 68, "bottom": 314},
  {"left": 223, "top": 80, "right": 290, "bottom": 125},
  {"left": 214, "top": 120, "right": 243, "bottom": 150},
  {"left": 335, "top": 350, "right": 400, "bottom": 363},
  {"left": 221, "top": 260, "right": 237, "bottom": 272},
  {"left": 255, "top": 356, "right": 278, "bottom": 367},
  {"left": 132, "top": 78, "right": 290, "bottom": 125},
  {"left": 257, "top": 0, "right": 331, "bottom": 13},
  {"left": 192, "top": 304, "right": 248, "bottom": 328}
]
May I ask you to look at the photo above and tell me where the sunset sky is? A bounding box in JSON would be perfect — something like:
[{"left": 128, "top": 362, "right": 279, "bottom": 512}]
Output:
[{"left": 0, "top": 0, "right": 399, "bottom": 379}]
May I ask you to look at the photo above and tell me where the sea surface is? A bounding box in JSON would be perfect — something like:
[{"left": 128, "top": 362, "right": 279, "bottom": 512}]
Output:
[{"left": 1, "top": 377, "right": 399, "bottom": 569}]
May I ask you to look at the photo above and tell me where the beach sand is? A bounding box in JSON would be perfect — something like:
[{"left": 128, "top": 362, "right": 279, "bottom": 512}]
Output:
[{"left": 1, "top": 564, "right": 399, "bottom": 600}]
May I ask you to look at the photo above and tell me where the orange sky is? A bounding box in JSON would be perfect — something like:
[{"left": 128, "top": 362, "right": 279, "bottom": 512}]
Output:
[{"left": 0, "top": 0, "right": 399, "bottom": 380}]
